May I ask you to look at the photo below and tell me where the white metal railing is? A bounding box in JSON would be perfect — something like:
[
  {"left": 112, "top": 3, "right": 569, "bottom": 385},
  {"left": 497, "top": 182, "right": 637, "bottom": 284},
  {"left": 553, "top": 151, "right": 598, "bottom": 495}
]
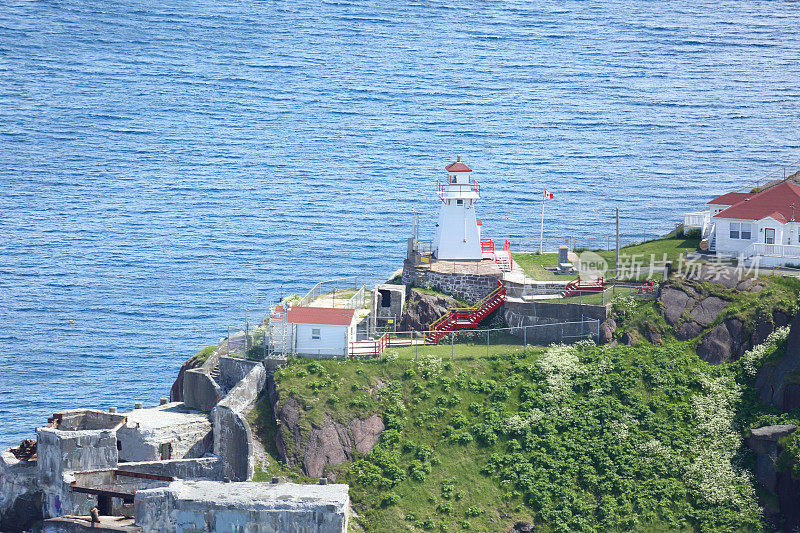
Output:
[
  {"left": 297, "top": 276, "right": 359, "bottom": 307},
  {"left": 684, "top": 211, "right": 709, "bottom": 229},
  {"left": 344, "top": 286, "right": 367, "bottom": 310},
  {"left": 741, "top": 243, "right": 800, "bottom": 259}
]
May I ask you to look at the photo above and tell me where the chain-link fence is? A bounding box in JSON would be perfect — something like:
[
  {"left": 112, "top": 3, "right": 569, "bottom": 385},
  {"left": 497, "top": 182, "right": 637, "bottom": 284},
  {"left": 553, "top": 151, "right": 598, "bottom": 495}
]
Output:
[{"left": 345, "top": 320, "right": 600, "bottom": 360}]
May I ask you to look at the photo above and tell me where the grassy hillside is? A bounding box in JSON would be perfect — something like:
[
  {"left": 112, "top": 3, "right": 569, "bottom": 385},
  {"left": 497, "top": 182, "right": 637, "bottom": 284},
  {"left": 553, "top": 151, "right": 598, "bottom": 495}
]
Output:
[{"left": 252, "top": 327, "right": 800, "bottom": 532}]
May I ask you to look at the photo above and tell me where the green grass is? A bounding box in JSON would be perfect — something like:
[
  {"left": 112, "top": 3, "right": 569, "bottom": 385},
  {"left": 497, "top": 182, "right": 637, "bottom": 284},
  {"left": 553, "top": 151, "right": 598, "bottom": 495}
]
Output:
[
  {"left": 596, "top": 237, "right": 700, "bottom": 280},
  {"left": 512, "top": 238, "right": 698, "bottom": 284},
  {"left": 253, "top": 326, "right": 800, "bottom": 532},
  {"left": 510, "top": 252, "right": 567, "bottom": 281},
  {"left": 188, "top": 344, "right": 217, "bottom": 366}
]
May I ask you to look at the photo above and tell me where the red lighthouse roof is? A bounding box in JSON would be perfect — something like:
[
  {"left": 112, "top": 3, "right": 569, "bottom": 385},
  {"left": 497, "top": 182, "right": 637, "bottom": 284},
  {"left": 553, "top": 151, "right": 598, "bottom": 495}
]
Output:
[{"left": 445, "top": 156, "right": 472, "bottom": 173}]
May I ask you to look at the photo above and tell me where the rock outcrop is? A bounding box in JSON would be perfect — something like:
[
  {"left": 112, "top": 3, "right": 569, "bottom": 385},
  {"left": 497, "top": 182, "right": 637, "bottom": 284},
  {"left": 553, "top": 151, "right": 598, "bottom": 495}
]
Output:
[
  {"left": 755, "top": 310, "right": 800, "bottom": 411},
  {"left": 400, "top": 289, "right": 462, "bottom": 332},
  {"left": 745, "top": 425, "right": 799, "bottom": 531},
  {"left": 272, "top": 393, "right": 384, "bottom": 479},
  {"left": 654, "top": 279, "right": 790, "bottom": 364}
]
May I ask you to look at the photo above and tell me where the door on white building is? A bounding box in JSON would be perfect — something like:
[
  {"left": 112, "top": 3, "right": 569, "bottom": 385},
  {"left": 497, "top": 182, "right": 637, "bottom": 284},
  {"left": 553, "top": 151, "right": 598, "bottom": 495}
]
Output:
[{"left": 765, "top": 228, "right": 775, "bottom": 245}]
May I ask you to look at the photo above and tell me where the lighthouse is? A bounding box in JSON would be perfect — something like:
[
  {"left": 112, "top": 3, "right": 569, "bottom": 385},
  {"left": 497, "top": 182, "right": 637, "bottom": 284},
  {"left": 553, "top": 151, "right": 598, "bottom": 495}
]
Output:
[{"left": 433, "top": 156, "right": 483, "bottom": 260}]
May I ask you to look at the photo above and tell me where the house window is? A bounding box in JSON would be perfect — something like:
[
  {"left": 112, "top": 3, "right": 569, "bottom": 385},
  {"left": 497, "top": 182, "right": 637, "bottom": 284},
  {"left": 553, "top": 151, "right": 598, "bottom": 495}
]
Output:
[
  {"left": 456, "top": 199, "right": 463, "bottom": 206},
  {"left": 311, "top": 328, "right": 321, "bottom": 340},
  {"left": 729, "top": 222, "right": 740, "bottom": 239},
  {"left": 740, "top": 224, "right": 752, "bottom": 240}
]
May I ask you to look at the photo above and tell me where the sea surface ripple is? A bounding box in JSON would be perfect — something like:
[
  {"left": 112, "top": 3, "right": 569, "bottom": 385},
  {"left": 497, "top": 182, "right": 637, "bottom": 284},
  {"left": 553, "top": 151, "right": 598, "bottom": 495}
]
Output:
[{"left": 1, "top": 0, "right": 800, "bottom": 446}]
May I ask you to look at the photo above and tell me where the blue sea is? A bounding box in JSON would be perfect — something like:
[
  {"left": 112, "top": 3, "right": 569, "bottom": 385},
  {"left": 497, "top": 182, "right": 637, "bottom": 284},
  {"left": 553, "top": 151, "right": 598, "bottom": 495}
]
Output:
[{"left": 1, "top": 0, "right": 800, "bottom": 447}]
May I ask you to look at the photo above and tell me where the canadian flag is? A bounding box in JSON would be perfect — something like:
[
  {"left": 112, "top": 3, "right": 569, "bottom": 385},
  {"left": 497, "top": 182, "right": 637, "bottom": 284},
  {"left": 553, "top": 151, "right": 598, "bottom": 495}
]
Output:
[{"left": 543, "top": 189, "right": 554, "bottom": 199}]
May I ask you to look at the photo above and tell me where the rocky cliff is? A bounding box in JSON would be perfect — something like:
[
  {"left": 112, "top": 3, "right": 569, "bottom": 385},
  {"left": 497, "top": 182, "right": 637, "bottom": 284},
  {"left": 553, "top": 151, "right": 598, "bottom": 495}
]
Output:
[
  {"left": 601, "top": 277, "right": 795, "bottom": 365},
  {"left": 400, "top": 289, "right": 462, "bottom": 332},
  {"left": 268, "top": 380, "right": 384, "bottom": 480},
  {"left": 755, "top": 309, "right": 800, "bottom": 411}
]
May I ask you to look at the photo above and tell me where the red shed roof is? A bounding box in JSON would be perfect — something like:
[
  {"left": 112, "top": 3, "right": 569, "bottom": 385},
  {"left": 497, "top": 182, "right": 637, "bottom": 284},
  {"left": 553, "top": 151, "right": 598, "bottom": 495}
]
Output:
[
  {"left": 707, "top": 192, "right": 752, "bottom": 206},
  {"left": 445, "top": 161, "right": 472, "bottom": 173},
  {"left": 286, "top": 307, "right": 356, "bottom": 326},
  {"left": 714, "top": 182, "right": 800, "bottom": 223}
]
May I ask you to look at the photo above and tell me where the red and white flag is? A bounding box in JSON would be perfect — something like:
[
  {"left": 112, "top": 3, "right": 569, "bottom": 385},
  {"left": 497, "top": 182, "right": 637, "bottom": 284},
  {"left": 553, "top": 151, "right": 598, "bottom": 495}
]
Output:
[{"left": 543, "top": 189, "right": 554, "bottom": 199}]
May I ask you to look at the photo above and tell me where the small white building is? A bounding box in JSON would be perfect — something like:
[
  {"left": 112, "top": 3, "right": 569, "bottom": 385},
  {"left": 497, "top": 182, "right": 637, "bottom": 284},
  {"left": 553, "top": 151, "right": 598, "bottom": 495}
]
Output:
[
  {"left": 433, "top": 157, "right": 483, "bottom": 260},
  {"left": 286, "top": 306, "right": 358, "bottom": 358},
  {"left": 685, "top": 182, "right": 800, "bottom": 266}
]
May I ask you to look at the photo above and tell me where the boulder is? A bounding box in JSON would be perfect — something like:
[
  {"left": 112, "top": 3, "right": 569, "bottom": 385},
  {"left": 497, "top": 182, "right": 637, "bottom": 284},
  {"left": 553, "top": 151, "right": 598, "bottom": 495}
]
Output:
[
  {"left": 745, "top": 424, "right": 799, "bottom": 528},
  {"left": 756, "top": 310, "right": 800, "bottom": 409},
  {"left": 599, "top": 318, "right": 616, "bottom": 344},
  {"left": 401, "top": 289, "right": 461, "bottom": 332},
  {"left": 697, "top": 323, "right": 734, "bottom": 365},
  {"left": 659, "top": 287, "right": 695, "bottom": 325},
  {"left": 688, "top": 265, "right": 741, "bottom": 289},
  {"left": 752, "top": 319, "right": 775, "bottom": 347},
  {"left": 774, "top": 310, "right": 791, "bottom": 328},
  {"left": 621, "top": 331, "right": 638, "bottom": 346},
  {"left": 724, "top": 318, "right": 750, "bottom": 359},
  {"left": 643, "top": 327, "right": 662, "bottom": 345},
  {"left": 689, "top": 296, "right": 727, "bottom": 327},
  {"left": 675, "top": 320, "right": 703, "bottom": 341}
]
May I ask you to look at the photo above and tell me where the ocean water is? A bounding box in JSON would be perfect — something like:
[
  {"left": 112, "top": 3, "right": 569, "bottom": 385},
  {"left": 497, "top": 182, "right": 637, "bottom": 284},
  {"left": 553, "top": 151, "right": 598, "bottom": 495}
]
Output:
[{"left": 1, "top": 0, "right": 800, "bottom": 447}]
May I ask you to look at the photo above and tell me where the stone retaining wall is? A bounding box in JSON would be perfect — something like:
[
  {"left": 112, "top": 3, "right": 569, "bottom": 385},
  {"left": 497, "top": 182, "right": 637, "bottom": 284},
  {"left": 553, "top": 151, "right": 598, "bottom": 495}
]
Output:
[{"left": 402, "top": 261, "right": 501, "bottom": 303}]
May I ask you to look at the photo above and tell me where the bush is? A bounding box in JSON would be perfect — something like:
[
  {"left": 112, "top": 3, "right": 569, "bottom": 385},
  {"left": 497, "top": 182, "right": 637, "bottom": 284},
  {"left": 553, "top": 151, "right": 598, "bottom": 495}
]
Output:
[{"left": 381, "top": 492, "right": 400, "bottom": 507}]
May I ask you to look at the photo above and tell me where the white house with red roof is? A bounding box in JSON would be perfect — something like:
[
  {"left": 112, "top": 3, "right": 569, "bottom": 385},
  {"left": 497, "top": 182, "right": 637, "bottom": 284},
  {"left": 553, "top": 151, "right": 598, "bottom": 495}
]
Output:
[
  {"left": 280, "top": 306, "right": 359, "bottom": 357},
  {"left": 686, "top": 182, "right": 800, "bottom": 265}
]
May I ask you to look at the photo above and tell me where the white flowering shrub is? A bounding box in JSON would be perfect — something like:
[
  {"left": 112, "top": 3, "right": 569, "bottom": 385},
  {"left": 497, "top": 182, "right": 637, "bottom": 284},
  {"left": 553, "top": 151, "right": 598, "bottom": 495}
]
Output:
[
  {"left": 739, "top": 326, "right": 790, "bottom": 378},
  {"left": 413, "top": 354, "right": 443, "bottom": 379},
  {"left": 684, "top": 375, "right": 759, "bottom": 515},
  {"left": 536, "top": 344, "right": 584, "bottom": 400}
]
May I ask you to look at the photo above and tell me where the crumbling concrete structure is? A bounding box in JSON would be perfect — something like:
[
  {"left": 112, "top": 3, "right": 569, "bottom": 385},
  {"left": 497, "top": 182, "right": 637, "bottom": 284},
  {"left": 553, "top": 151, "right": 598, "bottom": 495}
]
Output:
[
  {"left": 134, "top": 480, "right": 349, "bottom": 532},
  {"left": 0, "top": 449, "right": 40, "bottom": 530},
  {"left": 0, "top": 350, "right": 340, "bottom": 532},
  {"left": 37, "top": 409, "right": 128, "bottom": 518},
  {"left": 117, "top": 403, "right": 212, "bottom": 462}
]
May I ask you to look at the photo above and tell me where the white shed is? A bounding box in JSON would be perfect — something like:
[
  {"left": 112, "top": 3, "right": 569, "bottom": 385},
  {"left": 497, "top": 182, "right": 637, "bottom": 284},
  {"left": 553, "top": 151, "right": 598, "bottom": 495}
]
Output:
[{"left": 286, "top": 307, "right": 358, "bottom": 358}]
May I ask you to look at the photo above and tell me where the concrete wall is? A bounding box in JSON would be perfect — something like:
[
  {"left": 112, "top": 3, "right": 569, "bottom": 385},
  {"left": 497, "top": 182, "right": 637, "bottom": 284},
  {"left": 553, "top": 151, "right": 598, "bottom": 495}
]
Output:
[
  {"left": 182, "top": 369, "right": 222, "bottom": 412},
  {"left": 134, "top": 480, "right": 349, "bottom": 533},
  {"left": 118, "top": 457, "right": 223, "bottom": 481},
  {"left": 211, "top": 362, "right": 266, "bottom": 481},
  {"left": 116, "top": 408, "right": 212, "bottom": 463},
  {"left": 0, "top": 450, "right": 40, "bottom": 531},
  {"left": 37, "top": 427, "right": 119, "bottom": 518},
  {"left": 56, "top": 409, "right": 127, "bottom": 431},
  {"left": 502, "top": 301, "right": 605, "bottom": 344},
  {"left": 218, "top": 356, "right": 261, "bottom": 391},
  {"left": 402, "top": 261, "right": 501, "bottom": 303}
]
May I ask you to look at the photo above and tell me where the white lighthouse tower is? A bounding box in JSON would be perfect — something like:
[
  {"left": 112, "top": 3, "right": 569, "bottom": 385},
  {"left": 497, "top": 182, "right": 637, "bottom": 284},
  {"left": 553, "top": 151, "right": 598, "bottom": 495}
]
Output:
[{"left": 433, "top": 156, "right": 483, "bottom": 260}]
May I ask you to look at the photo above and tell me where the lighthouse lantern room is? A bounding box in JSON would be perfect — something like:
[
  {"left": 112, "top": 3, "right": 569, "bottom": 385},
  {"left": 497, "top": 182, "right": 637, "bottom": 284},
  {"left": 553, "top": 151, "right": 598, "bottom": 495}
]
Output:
[{"left": 433, "top": 156, "right": 483, "bottom": 260}]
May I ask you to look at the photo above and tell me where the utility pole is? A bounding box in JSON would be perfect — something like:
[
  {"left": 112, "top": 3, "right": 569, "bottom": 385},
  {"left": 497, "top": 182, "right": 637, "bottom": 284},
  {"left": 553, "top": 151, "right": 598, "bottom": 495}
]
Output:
[
  {"left": 615, "top": 208, "right": 620, "bottom": 280},
  {"left": 539, "top": 191, "right": 545, "bottom": 254}
]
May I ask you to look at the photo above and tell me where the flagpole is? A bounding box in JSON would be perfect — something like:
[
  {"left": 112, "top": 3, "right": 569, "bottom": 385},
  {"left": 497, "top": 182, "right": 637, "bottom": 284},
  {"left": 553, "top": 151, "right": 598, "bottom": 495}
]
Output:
[{"left": 540, "top": 189, "right": 545, "bottom": 254}]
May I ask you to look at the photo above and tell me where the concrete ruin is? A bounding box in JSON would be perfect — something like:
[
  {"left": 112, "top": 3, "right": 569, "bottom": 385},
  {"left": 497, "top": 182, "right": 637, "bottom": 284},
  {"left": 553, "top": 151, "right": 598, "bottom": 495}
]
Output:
[
  {"left": 135, "top": 480, "right": 349, "bottom": 532},
  {"left": 0, "top": 347, "right": 346, "bottom": 532}
]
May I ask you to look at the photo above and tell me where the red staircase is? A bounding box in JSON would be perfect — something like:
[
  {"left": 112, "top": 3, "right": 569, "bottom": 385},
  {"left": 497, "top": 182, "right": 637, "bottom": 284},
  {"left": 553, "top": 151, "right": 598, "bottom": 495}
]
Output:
[
  {"left": 425, "top": 282, "right": 506, "bottom": 343},
  {"left": 563, "top": 277, "right": 604, "bottom": 297}
]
